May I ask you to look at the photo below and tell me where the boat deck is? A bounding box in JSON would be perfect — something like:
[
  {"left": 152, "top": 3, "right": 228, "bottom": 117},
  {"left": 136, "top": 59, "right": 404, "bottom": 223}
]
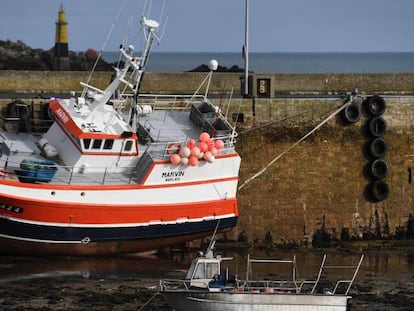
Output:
[{"left": 139, "top": 110, "right": 200, "bottom": 143}]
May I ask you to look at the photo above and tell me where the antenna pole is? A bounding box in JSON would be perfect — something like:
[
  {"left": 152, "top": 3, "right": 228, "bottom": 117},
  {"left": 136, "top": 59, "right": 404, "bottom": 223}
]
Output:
[
  {"left": 244, "top": 0, "right": 249, "bottom": 97},
  {"left": 206, "top": 220, "right": 221, "bottom": 252}
]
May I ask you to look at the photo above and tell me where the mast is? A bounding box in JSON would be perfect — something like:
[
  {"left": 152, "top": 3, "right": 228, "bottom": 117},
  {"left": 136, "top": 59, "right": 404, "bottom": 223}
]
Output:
[
  {"left": 244, "top": 0, "right": 249, "bottom": 97},
  {"left": 132, "top": 16, "right": 160, "bottom": 100},
  {"left": 82, "top": 15, "right": 159, "bottom": 125}
]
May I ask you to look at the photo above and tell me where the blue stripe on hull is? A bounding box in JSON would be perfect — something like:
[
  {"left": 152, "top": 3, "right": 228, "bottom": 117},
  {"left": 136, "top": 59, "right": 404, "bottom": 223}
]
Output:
[{"left": 0, "top": 217, "right": 238, "bottom": 243}]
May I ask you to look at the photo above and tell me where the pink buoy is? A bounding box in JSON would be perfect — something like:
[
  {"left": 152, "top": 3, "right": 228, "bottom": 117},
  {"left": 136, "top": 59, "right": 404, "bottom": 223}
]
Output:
[
  {"left": 215, "top": 139, "right": 224, "bottom": 150},
  {"left": 189, "top": 156, "right": 199, "bottom": 166},
  {"left": 198, "top": 142, "right": 208, "bottom": 153},
  {"left": 190, "top": 146, "right": 201, "bottom": 157},
  {"left": 199, "top": 132, "right": 210, "bottom": 143},
  {"left": 207, "top": 155, "right": 215, "bottom": 163},
  {"left": 179, "top": 146, "right": 191, "bottom": 158},
  {"left": 207, "top": 140, "right": 215, "bottom": 151},
  {"left": 186, "top": 139, "right": 196, "bottom": 149},
  {"left": 210, "top": 147, "right": 218, "bottom": 155},
  {"left": 180, "top": 157, "right": 189, "bottom": 165},
  {"left": 203, "top": 151, "right": 212, "bottom": 161},
  {"left": 170, "top": 153, "right": 181, "bottom": 165}
]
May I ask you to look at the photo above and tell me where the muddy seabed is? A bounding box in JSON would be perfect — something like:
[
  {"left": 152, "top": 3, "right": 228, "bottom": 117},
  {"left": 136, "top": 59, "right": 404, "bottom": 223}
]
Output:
[{"left": 1, "top": 248, "right": 414, "bottom": 311}]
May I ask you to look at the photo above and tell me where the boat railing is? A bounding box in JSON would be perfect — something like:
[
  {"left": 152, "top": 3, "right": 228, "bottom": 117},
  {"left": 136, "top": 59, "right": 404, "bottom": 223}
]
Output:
[
  {"left": 0, "top": 159, "right": 138, "bottom": 185},
  {"left": 0, "top": 138, "right": 236, "bottom": 185},
  {"left": 136, "top": 94, "right": 236, "bottom": 132},
  {"left": 309, "top": 254, "right": 364, "bottom": 295},
  {"left": 245, "top": 255, "right": 301, "bottom": 293},
  {"left": 235, "top": 279, "right": 300, "bottom": 293},
  {"left": 161, "top": 138, "right": 236, "bottom": 160},
  {"left": 134, "top": 93, "right": 206, "bottom": 111},
  {"left": 243, "top": 254, "right": 364, "bottom": 296},
  {"left": 160, "top": 255, "right": 364, "bottom": 296},
  {"left": 162, "top": 277, "right": 304, "bottom": 294}
]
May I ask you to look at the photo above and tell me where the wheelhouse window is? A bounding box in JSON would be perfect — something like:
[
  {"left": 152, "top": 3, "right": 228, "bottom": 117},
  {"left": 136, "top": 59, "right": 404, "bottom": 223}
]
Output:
[
  {"left": 124, "top": 140, "right": 133, "bottom": 152},
  {"left": 193, "top": 263, "right": 206, "bottom": 279},
  {"left": 83, "top": 138, "right": 91, "bottom": 149},
  {"left": 191, "top": 262, "right": 219, "bottom": 279},
  {"left": 82, "top": 138, "right": 135, "bottom": 153},
  {"left": 103, "top": 139, "right": 114, "bottom": 150},
  {"left": 206, "top": 263, "right": 219, "bottom": 279},
  {"left": 92, "top": 139, "right": 102, "bottom": 150}
]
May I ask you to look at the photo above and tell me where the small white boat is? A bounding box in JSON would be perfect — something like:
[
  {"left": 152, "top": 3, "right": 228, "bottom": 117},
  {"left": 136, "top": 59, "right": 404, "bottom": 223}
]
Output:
[{"left": 160, "top": 241, "right": 364, "bottom": 311}]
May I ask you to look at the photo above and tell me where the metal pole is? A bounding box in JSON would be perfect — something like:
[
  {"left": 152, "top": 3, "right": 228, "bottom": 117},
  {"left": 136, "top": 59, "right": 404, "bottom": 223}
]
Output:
[{"left": 244, "top": 0, "right": 249, "bottom": 96}]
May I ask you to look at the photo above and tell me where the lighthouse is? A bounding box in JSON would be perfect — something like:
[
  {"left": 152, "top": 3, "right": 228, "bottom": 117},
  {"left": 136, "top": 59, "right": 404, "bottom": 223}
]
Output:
[{"left": 53, "top": 2, "right": 70, "bottom": 70}]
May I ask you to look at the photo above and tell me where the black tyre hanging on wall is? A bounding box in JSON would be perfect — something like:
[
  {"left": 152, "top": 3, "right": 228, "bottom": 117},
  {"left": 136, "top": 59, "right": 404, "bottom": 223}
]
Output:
[
  {"left": 368, "top": 116, "right": 387, "bottom": 137},
  {"left": 369, "top": 137, "right": 388, "bottom": 158},
  {"left": 362, "top": 94, "right": 389, "bottom": 202},
  {"left": 370, "top": 159, "right": 389, "bottom": 179},
  {"left": 369, "top": 180, "right": 389, "bottom": 202},
  {"left": 365, "top": 95, "right": 386, "bottom": 116},
  {"left": 341, "top": 102, "right": 361, "bottom": 124}
]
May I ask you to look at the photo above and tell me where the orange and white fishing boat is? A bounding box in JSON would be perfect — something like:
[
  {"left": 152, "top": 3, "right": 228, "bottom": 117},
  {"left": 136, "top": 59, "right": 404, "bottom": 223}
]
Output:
[{"left": 0, "top": 9, "right": 240, "bottom": 255}]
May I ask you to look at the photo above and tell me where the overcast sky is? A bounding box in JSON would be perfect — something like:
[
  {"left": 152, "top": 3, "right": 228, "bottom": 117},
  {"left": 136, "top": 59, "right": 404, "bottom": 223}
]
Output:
[{"left": 1, "top": 0, "right": 414, "bottom": 53}]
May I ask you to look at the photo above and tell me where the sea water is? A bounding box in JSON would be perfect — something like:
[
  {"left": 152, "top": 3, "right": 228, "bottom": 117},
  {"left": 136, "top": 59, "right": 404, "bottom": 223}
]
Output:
[{"left": 102, "top": 51, "right": 414, "bottom": 73}]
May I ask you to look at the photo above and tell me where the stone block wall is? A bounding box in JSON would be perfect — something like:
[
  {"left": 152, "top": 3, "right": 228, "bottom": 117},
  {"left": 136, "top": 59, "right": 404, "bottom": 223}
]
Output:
[{"left": 229, "top": 96, "right": 414, "bottom": 245}]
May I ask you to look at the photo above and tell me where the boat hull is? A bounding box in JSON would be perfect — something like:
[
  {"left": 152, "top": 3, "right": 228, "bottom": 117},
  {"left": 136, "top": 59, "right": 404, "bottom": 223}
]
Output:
[
  {"left": 161, "top": 291, "right": 350, "bottom": 311},
  {"left": 0, "top": 166, "right": 239, "bottom": 255},
  {"left": 0, "top": 177, "right": 239, "bottom": 256},
  {"left": 0, "top": 216, "right": 237, "bottom": 256}
]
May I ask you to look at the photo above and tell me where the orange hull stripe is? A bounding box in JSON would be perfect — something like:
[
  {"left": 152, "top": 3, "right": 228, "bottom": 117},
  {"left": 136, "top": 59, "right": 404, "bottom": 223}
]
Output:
[{"left": 1, "top": 197, "right": 238, "bottom": 224}]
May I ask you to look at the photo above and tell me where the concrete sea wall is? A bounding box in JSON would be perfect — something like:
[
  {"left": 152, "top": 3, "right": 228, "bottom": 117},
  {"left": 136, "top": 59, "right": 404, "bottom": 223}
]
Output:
[{"left": 1, "top": 70, "right": 414, "bottom": 245}]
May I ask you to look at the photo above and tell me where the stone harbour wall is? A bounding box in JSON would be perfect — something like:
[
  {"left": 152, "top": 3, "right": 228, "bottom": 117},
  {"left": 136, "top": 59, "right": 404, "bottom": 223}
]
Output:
[
  {"left": 1, "top": 70, "right": 414, "bottom": 245},
  {"left": 229, "top": 96, "right": 414, "bottom": 245}
]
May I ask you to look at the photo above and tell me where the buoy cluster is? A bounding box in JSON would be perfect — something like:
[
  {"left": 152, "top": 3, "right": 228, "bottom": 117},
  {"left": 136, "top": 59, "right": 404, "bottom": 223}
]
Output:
[{"left": 168, "top": 132, "right": 224, "bottom": 166}]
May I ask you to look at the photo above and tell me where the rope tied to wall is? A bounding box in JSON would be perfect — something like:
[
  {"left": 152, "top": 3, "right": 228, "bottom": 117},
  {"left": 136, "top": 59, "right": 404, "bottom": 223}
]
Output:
[{"left": 238, "top": 102, "right": 351, "bottom": 191}]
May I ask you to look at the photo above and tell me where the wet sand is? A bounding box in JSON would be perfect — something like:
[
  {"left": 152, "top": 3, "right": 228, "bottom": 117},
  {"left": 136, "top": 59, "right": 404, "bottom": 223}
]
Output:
[
  {"left": 1, "top": 248, "right": 414, "bottom": 310},
  {"left": 0, "top": 253, "right": 178, "bottom": 311},
  {"left": 1, "top": 273, "right": 414, "bottom": 311},
  {"left": 350, "top": 274, "right": 414, "bottom": 311},
  {"left": 0, "top": 276, "right": 169, "bottom": 311}
]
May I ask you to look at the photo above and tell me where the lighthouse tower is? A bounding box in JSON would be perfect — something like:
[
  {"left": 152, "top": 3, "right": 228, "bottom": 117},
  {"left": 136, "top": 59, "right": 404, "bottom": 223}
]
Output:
[{"left": 53, "top": 2, "right": 70, "bottom": 70}]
